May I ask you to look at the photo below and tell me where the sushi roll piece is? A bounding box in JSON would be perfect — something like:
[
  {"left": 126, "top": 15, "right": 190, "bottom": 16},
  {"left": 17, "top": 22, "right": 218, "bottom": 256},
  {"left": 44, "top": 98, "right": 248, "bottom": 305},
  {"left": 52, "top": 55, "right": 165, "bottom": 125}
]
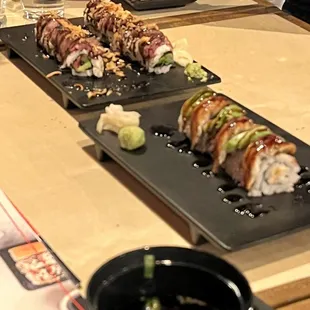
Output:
[
  {"left": 178, "top": 88, "right": 301, "bottom": 196},
  {"left": 189, "top": 96, "right": 246, "bottom": 152},
  {"left": 243, "top": 135, "right": 300, "bottom": 196},
  {"left": 217, "top": 132, "right": 300, "bottom": 197},
  {"left": 178, "top": 89, "right": 246, "bottom": 152},
  {"left": 36, "top": 14, "right": 125, "bottom": 78},
  {"left": 178, "top": 87, "right": 216, "bottom": 136},
  {"left": 84, "top": 0, "right": 174, "bottom": 74},
  {"left": 212, "top": 117, "right": 256, "bottom": 173}
]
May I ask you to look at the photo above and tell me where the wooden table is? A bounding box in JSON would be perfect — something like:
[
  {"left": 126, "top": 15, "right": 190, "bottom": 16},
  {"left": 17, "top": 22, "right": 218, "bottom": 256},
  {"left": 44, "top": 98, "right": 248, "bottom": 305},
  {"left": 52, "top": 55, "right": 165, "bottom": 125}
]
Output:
[{"left": 1, "top": 1, "right": 310, "bottom": 309}]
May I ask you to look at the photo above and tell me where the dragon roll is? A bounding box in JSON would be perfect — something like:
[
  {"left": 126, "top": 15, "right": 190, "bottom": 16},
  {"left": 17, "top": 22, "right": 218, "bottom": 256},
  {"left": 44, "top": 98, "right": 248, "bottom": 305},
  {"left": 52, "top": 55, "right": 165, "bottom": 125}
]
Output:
[{"left": 178, "top": 88, "right": 301, "bottom": 197}]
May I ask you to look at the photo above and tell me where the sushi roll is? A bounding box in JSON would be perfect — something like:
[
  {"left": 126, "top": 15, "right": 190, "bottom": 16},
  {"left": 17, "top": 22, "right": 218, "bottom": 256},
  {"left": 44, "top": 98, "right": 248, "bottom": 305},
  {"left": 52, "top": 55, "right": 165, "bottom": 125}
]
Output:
[
  {"left": 36, "top": 14, "right": 125, "bottom": 78},
  {"left": 178, "top": 88, "right": 301, "bottom": 196},
  {"left": 178, "top": 88, "right": 216, "bottom": 136},
  {"left": 84, "top": 0, "right": 174, "bottom": 74},
  {"left": 178, "top": 88, "right": 246, "bottom": 152},
  {"left": 217, "top": 132, "right": 300, "bottom": 196}
]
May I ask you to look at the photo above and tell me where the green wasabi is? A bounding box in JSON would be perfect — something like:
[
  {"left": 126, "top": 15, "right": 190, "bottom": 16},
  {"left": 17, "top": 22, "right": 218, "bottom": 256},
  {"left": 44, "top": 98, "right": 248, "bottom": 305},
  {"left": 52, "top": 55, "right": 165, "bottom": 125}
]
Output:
[
  {"left": 184, "top": 63, "right": 208, "bottom": 82},
  {"left": 118, "top": 126, "right": 146, "bottom": 151},
  {"left": 225, "top": 126, "right": 272, "bottom": 153}
]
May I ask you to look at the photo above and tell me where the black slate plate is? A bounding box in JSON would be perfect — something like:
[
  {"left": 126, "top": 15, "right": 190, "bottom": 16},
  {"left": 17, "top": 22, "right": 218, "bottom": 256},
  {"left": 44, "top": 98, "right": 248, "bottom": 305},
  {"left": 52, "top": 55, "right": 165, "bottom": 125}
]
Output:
[
  {"left": 0, "top": 18, "right": 220, "bottom": 109},
  {"left": 0, "top": 243, "right": 67, "bottom": 290},
  {"left": 79, "top": 95, "right": 310, "bottom": 251},
  {"left": 120, "top": 0, "right": 196, "bottom": 11}
]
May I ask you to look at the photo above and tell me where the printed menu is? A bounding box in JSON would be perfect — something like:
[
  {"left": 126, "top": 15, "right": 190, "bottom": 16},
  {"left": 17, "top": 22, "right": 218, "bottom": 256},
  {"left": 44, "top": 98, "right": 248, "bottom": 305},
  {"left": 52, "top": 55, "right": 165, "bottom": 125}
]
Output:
[{"left": 0, "top": 190, "right": 89, "bottom": 310}]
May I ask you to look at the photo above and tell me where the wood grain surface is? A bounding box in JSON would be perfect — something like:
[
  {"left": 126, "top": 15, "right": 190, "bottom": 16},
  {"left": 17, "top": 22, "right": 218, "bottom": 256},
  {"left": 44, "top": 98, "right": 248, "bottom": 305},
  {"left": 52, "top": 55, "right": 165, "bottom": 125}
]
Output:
[
  {"left": 258, "top": 277, "right": 310, "bottom": 308},
  {"left": 278, "top": 298, "right": 310, "bottom": 310},
  {"left": 149, "top": 4, "right": 279, "bottom": 28},
  {"left": 276, "top": 11, "right": 310, "bottom": 32}
]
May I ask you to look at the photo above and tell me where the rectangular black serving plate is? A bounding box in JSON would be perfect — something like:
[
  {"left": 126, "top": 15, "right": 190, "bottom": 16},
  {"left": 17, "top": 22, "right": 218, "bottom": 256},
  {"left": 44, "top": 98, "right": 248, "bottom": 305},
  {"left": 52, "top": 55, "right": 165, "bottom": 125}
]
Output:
[
  {"left": 120, "top": 0, "right": 196, "bottom": 11},
  {"left": 0, "top": 18, "right": 220, "bottom": 109},
  {"left": 0, "top": 243, "right": 67, "bottom": 290},
  {"left": 79, "top": 95, "right": 310, "bottom": 251}
]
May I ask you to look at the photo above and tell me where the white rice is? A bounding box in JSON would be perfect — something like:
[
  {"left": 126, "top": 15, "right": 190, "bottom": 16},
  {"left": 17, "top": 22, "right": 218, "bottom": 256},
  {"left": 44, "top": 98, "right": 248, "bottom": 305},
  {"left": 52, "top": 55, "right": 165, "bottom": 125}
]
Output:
[
  {"left": 91, "top": 56, "right": 104, "bottom": 78},
  {"left": 60, "top": 50, "right": 104, "bottom": 78},
  {"left": 71, "top": 69, "right": 93, "bottom": 77},
  {"left": 247, "top": 153, "right": 300, "bottom": 197}
]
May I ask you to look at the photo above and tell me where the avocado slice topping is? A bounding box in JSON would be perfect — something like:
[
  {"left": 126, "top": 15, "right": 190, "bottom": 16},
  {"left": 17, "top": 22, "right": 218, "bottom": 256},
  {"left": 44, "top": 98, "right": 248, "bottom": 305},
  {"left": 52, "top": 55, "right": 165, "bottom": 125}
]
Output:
[
  {"left": 206, "top": 104, "right": 244, "bottom": 133},
  {"left": 182, "top": 88, "right": 214, "bottom": 120},
  {"left": 225, "top": 126, "right": 272, "bottom": 153},
  {"left": 76, "top": 59, "right": 92, "bottom": 72},
  {"left": 155, "top": 53, "right": 174, "bottom": 67}
]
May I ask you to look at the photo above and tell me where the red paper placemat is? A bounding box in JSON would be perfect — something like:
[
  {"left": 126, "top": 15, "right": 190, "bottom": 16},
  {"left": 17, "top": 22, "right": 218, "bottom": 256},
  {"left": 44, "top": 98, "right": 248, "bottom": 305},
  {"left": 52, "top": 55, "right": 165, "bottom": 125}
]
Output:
[{"left": 0, "top": 190, "right": 87, "bottom": 310}]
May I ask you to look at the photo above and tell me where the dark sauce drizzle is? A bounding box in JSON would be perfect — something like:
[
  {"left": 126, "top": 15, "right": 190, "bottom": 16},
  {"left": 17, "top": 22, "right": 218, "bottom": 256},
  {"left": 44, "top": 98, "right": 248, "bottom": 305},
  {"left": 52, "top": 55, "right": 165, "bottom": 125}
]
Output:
[
  {"left": 22, "top": 34, "right": 28, "bottom": 41},
  {"left": 234, "top": 204, "right": 274, "bottom": 218},
  {"left": 299, "top": 166, "right": 309, "bottom": 175},
  {"left": 178, "top": 145, "right": 192, "bottom": 155},
  {"left": 295, "top": 174, "right": 310, "bottom": 188},
  {"left": 192, "top": 157, "right": 212, "bottom": 168},
  {"left": 150, "top": 125, "right": 175, "bottom": 138},
  {"left": 217, "top": 183, "right": 238, "bottom": 193},
  {"left": 201, "top": 169, "right": 214, "bottom": 178},
  {"left": 150, "top": 124, "right": 306, "bottom": 218},
  {"left": 223, "top": 194, "right": 243, "bottom": 204},
  {"left": 165, "top": 132, "right": 192, "bottom": 154}
]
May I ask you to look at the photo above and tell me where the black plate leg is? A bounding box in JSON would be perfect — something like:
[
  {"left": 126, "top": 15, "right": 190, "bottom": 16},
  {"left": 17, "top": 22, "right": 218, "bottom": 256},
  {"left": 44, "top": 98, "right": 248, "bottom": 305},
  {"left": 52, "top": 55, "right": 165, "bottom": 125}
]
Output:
[
  {"left": 62, "top": 94, "right": 75, "bottom": 109},
  {"left": 6, "top": 48, "right": 19, "bottom": 59},
  {"left": 189, "top": 225, "right": 206, "bottom": 246},
  {"left": 95, "top": 144, "right": 111, "bottom": 162}
]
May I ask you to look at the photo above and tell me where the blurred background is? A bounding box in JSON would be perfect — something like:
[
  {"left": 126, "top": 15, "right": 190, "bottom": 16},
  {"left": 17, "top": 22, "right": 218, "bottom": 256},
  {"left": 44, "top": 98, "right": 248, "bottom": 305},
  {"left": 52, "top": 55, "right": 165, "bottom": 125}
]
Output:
[{"left": 269, "top": 0, "right": 285, "bottom": 8}]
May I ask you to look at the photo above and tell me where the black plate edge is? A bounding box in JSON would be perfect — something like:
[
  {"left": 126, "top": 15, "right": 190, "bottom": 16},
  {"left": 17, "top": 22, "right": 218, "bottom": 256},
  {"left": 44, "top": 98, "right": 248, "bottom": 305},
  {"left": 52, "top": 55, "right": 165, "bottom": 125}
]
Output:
[
  {"left": 79, "top": 120, "right": 310, "bottom": 252},
  {"left": 4, "top": 44, "right": 83, "bottom": 106},
  {"left": 79, "top": 120, "right": 232, "bottom": 251},
  {"left": 0, "top": 20, "right": 221, "bottom": 110},
  {"left": 77, "top": 90, "right": 310, "bottom": 251}
]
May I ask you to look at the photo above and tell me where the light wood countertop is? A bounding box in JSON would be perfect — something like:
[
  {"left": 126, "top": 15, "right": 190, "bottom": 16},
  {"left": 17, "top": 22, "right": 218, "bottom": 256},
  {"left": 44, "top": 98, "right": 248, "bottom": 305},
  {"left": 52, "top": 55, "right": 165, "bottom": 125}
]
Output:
[
  {"left": 3, "top": 0, "right": 256, "bottom": 27},
  {"left": 0, "top": 4, "right": 310, "bottom": 306}
]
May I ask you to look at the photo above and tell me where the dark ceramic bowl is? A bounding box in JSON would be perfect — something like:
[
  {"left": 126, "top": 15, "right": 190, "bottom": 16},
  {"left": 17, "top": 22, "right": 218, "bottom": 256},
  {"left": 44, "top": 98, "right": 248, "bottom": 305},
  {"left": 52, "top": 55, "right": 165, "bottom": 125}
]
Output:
[{"left": 87, "top": 247, "right": 253, "bottom": 310}]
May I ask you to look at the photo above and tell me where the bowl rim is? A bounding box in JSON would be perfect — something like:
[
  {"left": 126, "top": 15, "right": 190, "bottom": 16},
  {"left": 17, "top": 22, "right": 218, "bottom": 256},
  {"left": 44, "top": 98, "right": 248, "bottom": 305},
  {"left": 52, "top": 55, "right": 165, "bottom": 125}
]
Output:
[{"left": 86, "top": 246, "right": 253, "bottom": 309}]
